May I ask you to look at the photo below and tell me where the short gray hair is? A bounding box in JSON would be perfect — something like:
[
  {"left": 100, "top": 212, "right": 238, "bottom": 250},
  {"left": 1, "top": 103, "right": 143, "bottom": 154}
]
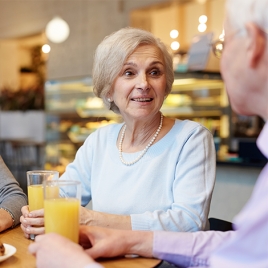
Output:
[
  {"left": 225, "top": 0, "right": 268, "bottom": 34},
  {"left": 92, "top": 27, "right": 174, "bottom": 114}
]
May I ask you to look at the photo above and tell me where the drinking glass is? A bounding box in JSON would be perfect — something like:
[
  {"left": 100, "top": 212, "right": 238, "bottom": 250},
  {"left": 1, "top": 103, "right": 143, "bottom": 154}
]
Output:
[
  {"left": 43, "top": 180, "right": 81, "bottom": 243},
  {"left": 27, "top": 170, "right": 59, "bottom": 240}
]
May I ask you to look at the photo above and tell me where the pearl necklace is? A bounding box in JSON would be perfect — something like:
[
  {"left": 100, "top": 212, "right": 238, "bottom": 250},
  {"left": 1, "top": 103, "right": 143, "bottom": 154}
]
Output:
[{"left": 119, "top": 113, "right": 163, "bottom": 166}]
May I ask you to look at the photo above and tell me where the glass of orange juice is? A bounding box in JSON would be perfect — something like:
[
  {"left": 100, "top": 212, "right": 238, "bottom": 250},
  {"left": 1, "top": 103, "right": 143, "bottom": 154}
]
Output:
[
  {"left": 27, "top": 170, "right": 59, "bottom": 240},
  {"left": 43, "top": 180, "right": 81, "bottom": 243}
]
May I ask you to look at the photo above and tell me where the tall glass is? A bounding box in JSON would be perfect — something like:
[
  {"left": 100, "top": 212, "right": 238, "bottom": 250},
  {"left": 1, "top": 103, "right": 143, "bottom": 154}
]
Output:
[
  {"left": 27, "top": 170, "right": 59, "bottom": 240},
  {"left": 27, "top": 170, "right": 59, "bottom": 211},
  {"left": 43, "top": 180, "right": 81, "bottom": 243}
]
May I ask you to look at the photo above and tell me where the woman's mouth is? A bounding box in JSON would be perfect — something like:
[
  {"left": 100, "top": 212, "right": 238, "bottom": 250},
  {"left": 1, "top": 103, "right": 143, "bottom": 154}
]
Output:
[{"left": 131, "top": 98, "right": 153, "bottom": 102}]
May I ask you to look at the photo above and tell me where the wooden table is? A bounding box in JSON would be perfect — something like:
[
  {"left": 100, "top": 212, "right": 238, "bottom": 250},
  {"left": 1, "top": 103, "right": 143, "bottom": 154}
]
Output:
[{"left": 0, "top": 227, "right": 161, "bottom": 268}]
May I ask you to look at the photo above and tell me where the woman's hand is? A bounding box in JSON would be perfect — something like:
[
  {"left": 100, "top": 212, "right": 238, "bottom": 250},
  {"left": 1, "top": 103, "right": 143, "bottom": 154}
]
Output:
[
  {"left": 28, "top": 233, "right": 96, "bottom": 268},
  {"left": 79, "top": 225, "right": 153, "bottom": 260},
  {"left": 80, "top": 207, "right": 132, "bottom": 230},
  {"left": 20, "top": 205, "right": 45, "bottom": 239}
]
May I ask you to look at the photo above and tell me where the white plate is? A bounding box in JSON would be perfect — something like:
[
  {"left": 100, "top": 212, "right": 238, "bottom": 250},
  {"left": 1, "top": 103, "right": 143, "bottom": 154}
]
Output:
[{"left": 0, "top": 244, "right": 17, "bottom": 262}]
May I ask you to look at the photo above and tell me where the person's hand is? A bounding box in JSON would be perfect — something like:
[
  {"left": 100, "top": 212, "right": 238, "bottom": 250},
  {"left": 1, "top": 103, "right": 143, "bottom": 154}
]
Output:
[
  {"left": 28, "top": 233, "right": 96, "bottom": 268},
  {"left": 79, "top": 225, "right": 153, "bottom": 259},
  {"left": 20, "top": 205, "right": 45, "bottom": 239}
]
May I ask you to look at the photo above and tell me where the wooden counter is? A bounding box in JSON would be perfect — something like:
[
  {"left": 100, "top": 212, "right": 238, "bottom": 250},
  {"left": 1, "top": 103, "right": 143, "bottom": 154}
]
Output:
[{"left": 0, "top": 226, "right": 161, "bottom": 268}]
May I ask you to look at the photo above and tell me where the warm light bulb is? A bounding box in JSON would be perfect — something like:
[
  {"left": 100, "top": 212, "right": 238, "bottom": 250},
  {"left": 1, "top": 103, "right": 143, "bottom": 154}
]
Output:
[
  {"left": 170, "top": 29, "right": 179, "bottom": 39},
  {"left": 45, "top": 16, "right": 70, "bottom": 43},
  {"left": 171, "top": 41, "right": 180, "bottom": 51},
  {"left": 199, "top": 15, "right": 207, "bottom": 24},
  {"left": 198, "top": 23, "right": 207, "bottom": 32},
  {"left": 42, "top": 44, "right": 51, "bottom": 53}
]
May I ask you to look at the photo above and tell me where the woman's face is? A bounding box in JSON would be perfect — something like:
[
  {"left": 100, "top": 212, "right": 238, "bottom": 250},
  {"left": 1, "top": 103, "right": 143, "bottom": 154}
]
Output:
[{"left": 110, "top": 44, "right": 167, "bottom": 120}]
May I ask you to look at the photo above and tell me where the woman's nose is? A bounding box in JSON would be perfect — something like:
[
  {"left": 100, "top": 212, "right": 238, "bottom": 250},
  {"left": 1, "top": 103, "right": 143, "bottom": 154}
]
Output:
[{"left": 136, "top": 73, "right": 149, "bottom": 91}]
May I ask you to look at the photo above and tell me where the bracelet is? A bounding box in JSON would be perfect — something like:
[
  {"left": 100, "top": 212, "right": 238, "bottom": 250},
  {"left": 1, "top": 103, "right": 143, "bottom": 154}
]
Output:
[{"left": 0, "top": 208, "right": 15, "bottom": 228}]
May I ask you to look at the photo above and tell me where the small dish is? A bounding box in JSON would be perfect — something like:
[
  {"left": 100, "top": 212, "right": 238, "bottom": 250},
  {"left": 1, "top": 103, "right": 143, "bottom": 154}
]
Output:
[{"left": 0, "top": 244, "right": 16, "bottom": 262}]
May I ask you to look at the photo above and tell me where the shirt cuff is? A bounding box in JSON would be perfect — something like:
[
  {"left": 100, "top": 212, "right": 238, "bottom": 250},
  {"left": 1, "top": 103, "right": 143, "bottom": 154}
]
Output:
[
  {"left": 130, "top": 214, "right": 150, "bottom": 230},
  {"left": 153, "top": 231, "right": 193, "bottom": 267}
]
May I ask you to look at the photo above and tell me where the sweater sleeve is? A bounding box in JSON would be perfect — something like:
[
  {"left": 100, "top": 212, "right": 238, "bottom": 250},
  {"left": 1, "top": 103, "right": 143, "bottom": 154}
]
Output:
[
  {"left": 131, "top": 124, "right": 216, "bottom": 232},
  {"left": 0, "top": 156, "right": 28, "bottom": 226}
]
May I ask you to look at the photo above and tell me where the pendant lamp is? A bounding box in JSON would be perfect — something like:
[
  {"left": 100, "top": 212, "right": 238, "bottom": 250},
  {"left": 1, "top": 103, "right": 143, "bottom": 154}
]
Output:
[{"left": 45, "top": 16, "right": 70, "bottom": 43}]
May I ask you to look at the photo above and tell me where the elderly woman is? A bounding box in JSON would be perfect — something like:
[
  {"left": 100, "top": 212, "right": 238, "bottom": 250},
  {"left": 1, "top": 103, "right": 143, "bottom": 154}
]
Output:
[
  {"left": 0, "top": 156, "right": 27, "bottom": 232},
  {"left": 21, "top": 27, "right": 216, "bottom": 238}
]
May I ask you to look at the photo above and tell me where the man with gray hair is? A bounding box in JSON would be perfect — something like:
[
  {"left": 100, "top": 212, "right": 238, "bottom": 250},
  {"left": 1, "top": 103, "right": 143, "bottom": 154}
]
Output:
[{"left": 29, "top": 0, "right": 268, "bottom": 267}]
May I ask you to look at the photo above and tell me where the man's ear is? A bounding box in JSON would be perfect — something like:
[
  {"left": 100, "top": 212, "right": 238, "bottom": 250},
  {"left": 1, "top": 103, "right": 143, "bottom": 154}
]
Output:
[{"left": 245, "top": 22, "right": 266, "bottom": 68}]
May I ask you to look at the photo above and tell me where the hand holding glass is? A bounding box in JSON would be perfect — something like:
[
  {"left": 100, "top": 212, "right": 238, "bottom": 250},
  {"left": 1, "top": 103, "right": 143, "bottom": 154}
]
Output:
[{"left": 43, "top": 180, "right": 81, "bottom": 243}]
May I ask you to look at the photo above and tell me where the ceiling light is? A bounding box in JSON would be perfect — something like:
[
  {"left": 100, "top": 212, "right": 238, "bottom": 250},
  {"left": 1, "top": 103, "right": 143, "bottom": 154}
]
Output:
[
  {"left": 170, "top": 29, "right": 179, "bottom": 39},
  {"left": 199, "top": 15, "right": 207, "bottom": 24},
  {"left": 45, "top": 16, "right": 70, "bottom": 43},
  {"left": 198, "top": 23, "right": 207, "bottom": 33},
  {"left": 42, "top": 44, "right": 51, "bottom": 53},
  {"left": 171, "top": 41, "right": 180, "bottom": 51}
]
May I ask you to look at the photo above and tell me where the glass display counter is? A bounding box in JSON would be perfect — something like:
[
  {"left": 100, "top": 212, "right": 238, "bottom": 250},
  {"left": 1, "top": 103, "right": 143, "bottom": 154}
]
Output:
[
  {"left": 45, "top": 76, "right": 121, "bottom": 173},
  {"left": 163, "top": 73, "right": 229, "bottom": 136}
]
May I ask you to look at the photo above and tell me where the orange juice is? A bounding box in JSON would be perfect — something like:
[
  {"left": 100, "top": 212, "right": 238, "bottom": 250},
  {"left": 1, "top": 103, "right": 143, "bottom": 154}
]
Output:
[
  {"left": 44, "top": 198, "right": 80, "bottom": 243},
  {"left": 28, "top": 185, "right": 44, "bottom": 211},
  {"left": 28, "top": 185, "right": 60, "bottom": 211}
]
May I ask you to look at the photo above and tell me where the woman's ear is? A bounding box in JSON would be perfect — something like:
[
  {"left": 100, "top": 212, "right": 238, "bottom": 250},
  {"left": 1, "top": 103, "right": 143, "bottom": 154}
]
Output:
[
  {"left": 107, "top": 96, "right": 113, "bottom": 102},
  {"left": 245, "top": 22, "right": 266, "bottom": 68},
  {"left": 106, "top": 90, "right": 113, "bottom": 102}
]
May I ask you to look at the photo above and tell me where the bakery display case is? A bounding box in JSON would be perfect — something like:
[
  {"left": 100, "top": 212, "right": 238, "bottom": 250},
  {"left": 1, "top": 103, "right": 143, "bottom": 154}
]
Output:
[
  {"left": 44, "top": 76, "right": 122, "bottom": 173},
  {"left": 44, "top": 73, "right": 230, "bottom": 173},
  {"left": 163, "top": 72, "right": 229, "bottom": 137}
]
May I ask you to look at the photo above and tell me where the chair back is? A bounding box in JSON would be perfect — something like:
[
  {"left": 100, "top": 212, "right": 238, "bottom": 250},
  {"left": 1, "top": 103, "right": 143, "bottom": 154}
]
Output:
[{"left": 209, "top": 217, "right": 233, "bottom": 231}]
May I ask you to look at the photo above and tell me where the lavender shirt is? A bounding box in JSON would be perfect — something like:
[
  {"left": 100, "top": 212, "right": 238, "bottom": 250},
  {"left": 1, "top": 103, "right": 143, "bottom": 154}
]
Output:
[{"left": 153, "top": 122, "right": 268, "bottom": 268}]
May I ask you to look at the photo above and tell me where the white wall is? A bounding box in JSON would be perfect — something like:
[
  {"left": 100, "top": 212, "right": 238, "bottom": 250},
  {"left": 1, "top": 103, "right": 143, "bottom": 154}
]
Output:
[{"left": 209, "top": 165, "right": 261, "bottom": 222}]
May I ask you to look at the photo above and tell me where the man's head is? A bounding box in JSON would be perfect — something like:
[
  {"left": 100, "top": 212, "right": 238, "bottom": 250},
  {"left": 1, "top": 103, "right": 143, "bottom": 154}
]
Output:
[{"left": 220, "top": 0, "right": 268, "bottom": 120}]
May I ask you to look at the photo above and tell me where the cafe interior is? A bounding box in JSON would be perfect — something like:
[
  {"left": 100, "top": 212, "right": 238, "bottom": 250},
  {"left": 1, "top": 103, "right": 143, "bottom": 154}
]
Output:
[{"left": 0, "top": 1, "right": 266, "bottom": 265}]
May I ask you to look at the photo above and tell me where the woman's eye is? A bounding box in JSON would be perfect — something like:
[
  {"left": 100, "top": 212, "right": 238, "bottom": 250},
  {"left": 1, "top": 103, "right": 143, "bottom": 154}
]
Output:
[
  {"left": 150, "top": 69, "right": 161, "bottom": 76},
  {"left": 124, "top": 70, "right": 134, "bottom": 77}
]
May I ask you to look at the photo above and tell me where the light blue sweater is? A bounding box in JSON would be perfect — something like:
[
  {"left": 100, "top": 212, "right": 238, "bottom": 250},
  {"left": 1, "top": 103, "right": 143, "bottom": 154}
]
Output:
[{"left": 60, "top": 119, "right": 216, "bottom": 232}]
